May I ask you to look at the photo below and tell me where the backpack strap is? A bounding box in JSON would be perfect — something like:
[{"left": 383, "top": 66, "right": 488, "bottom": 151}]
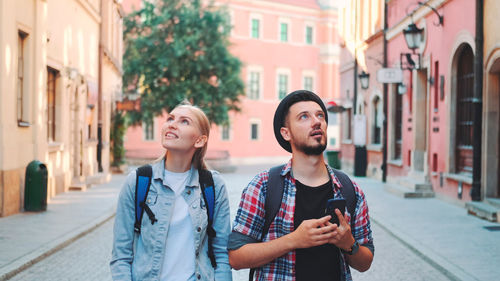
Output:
[
  {"left": 332, "top": 168, "right": 358, "bottom": 233},
  {"left": 198, "top": 169, "right": 217, "bottom": 268},
  {"left": 134, "top": 165, "right": 157, "bottom": 233},
  {"left": 262, "top": 164, "right": 286, "bottom": 240},
  {"left": 249, "top": 164, "right": 286, "bottom": 281}
]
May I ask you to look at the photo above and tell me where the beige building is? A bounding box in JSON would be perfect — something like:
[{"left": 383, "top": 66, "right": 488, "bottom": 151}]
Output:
[{"left": 0, "top": 0, "right": 123, "bottom": 217}]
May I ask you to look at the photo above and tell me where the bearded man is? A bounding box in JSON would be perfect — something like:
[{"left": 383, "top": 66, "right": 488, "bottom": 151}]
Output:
[{"left": 228, "top": 90, "right": 374, "bottom": 281}]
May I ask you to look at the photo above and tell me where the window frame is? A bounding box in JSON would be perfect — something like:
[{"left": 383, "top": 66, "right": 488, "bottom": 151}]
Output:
[
  {"left": 249, "top": 119, "right": 261, "bottom": 141},
  {"left": 247, "top": 66, "right": 263, "bottom": 100},
  {"left": 143, "top": 119, "right": 156, "bottom": 141},
  {"left": 305, "top": 24, "right": 314, "bottom": 45},
  {"left": 221, "top": 123, "right": 231, "bottom": 141},
  {"left": 17, "top": 30, "right": 29, "bottom": 126},
  {"left": 249, "top": 13, "right": 263, "bottom": 39},
  {"left": 455, "top": 47, "right": 474, "bottom": 174},
  {"left": 278, "top": 19, "right": 291, "bottom": 42},
  {"left": 302, "top": 70, "right": 316, "bottom": 92},
  {"left": 394, "top": 90, "right": 403, "bottom": 160},
  {"left": 276, "top": 68, "right": 291, "bottom": 100},
  {"left": 47, "top": 67, "right": 59, "bottom": 142},
  {"left": 372, "top": 95, "right": 382, "bottom": 145}
]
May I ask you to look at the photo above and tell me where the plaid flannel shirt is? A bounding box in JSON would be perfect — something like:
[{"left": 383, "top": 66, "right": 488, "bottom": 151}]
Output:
[{"left": 231, "top": 160, "right": 374, "bottom": 281}]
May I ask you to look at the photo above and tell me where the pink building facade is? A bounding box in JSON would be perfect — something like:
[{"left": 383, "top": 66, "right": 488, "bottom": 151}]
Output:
[
  {"left": 123, "top": 0, "right": 342, "bottom": 163},
  {"left": 340, "top": 0, "right": 500, "bottom": 212},
  {"left": 385, "top": 0, "right": 477, "bottom": 202}
]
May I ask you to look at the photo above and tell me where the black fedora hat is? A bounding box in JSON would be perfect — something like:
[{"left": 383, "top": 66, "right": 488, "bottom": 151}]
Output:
[{"left": 273, "top": 90, "right": 328, "bottom": 152}]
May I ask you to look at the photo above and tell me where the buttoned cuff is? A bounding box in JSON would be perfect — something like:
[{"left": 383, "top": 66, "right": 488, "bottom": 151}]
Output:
[{"left": 227, "top": 231, "right": 260, "bottom": 251}]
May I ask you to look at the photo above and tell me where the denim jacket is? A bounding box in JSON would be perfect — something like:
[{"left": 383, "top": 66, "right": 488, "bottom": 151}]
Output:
[{"left": 110, "top": 159, "right": 232, "bottom": 281}]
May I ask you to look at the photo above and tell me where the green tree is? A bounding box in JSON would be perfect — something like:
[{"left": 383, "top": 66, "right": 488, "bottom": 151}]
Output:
[
  {"left": 123, "top": 0, "right": 244, "bottom": 125},
  {"left": 110, "top": 110, "right": 126, "bottom": 167}
]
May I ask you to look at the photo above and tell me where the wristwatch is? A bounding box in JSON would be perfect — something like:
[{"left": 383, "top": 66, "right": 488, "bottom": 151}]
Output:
[{"left": 343, "top": 241, "right": 360, "bottom": 255}]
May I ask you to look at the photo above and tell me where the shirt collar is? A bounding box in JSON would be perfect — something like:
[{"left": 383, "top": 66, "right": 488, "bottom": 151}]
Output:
[
  {"left": 283, "top": 158, "right": 342, "bottom": 192},
  {"left": 151, "top": 157, "right": 200, "bottom": 188}
]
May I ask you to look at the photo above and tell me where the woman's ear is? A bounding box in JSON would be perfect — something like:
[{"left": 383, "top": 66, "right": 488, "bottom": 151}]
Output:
[
  {"left": 194, "top": 135, "right": 208, "bottom": 148},
  {"left": 280, "top": 127, "right": 291, "bottom": 141}
]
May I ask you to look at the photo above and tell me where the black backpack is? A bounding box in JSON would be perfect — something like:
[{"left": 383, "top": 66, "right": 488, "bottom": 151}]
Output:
[
  {"left": 249, "top": 164, "right": 358, "bottom": 280},
  {"left": 134, "top": 165, "right": 218, "bottom": 268}
]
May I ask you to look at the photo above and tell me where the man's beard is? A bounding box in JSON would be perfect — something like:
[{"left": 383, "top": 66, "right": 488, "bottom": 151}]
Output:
[{"left": 295, "top": 140, "right": 327, "bottom": 155}]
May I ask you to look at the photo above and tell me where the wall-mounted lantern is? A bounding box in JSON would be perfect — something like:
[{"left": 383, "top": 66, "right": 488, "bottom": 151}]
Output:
[
  {"left": 358, "top": 71, "right": 370, "bottom": 90},
  {"left": 398, "top": 83, "right": 407, "bottom": 95}
]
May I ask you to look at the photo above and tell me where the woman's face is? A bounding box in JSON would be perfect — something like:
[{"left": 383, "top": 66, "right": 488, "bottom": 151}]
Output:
[{"left": 161, "top": 107, "right": 207, "bottom": 153}]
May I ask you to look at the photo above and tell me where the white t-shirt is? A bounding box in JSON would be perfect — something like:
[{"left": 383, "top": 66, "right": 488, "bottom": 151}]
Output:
[{"left": 160, "top": 169, "right": 196, "bottom": 281}]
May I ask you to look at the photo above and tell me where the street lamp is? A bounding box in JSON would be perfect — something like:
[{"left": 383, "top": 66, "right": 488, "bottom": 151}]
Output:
[
  {"left": 400, "top": 23, "right": 423, "bottom": 70},
  {"left": 403, "top": 23, "right": 424, "bottom": 51},
  {"left": 358, "top": 71, "right": 370, "bottom": 90}
]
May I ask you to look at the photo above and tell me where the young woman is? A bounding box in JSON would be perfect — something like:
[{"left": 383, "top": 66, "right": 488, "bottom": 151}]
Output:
[{"left": 110, "top": 103, "right": 232, "bottom": 281}]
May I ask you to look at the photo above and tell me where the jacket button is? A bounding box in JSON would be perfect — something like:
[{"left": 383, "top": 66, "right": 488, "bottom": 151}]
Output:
[
  {"left": 187, "top": 190, "right": 191, "bottom": 195},
  {"left": 197, "top": 274, "right": 201, "bottom": 279},
  {"left": 197, "top": 227, "right": 201, "bottom": 232}
]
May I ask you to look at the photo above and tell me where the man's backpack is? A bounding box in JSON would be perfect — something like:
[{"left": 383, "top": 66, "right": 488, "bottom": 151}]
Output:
[
  {"left": 134, "top": 165, "right": 218, "bottom": 268},
  {"left": 249, "top": 164, "right": 358, "bottom": 280}
]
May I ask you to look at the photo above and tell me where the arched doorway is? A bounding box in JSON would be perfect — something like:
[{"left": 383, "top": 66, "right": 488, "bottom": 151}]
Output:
[
  {"left": 451, "top": 45, "right": 474, "bottom": 175},
  {"left": 484, "top": 53, "right": 500, "bottom": 198}
]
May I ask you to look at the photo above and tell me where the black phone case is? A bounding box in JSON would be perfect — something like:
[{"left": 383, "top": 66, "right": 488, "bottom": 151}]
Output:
[{"left": 325, "top": 199, "right": 346, "bottom": 225}]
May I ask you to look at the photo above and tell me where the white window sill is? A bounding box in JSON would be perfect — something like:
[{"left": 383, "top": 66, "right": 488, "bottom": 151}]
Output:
[
  {"left": 367, "top": 144, "right": 382, "bottom": 152},
  {"left": 443, "top": 172, "right": 473, "bottom": 185},
  {"left": 387, "top": 159, "right": 403, "bottom": 167},
  {"left": 48, "top": 142, "right": 64, "bottom": 152}
]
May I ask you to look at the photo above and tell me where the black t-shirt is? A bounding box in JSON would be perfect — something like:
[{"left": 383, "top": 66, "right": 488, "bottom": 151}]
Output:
[{"left": 294, "top": 179, "right": 341, "bottom": 281}]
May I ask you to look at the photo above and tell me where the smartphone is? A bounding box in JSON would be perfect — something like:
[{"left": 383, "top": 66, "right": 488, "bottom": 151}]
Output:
[{"left": 324, "top": 198, "right": 346, "bottom": 225}]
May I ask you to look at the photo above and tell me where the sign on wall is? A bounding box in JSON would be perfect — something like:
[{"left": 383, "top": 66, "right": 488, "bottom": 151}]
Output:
[{"left": 376, "top": 68, "right": 403, "bottom": 84}]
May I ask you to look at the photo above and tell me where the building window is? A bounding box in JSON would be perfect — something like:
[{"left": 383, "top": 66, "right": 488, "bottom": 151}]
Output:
[
  {"left": 372, "top": 96, "right": 381, "bottom": 144},
  {"left": 250, "top": 122, "right": 259, "bottom": 140},
  {"left": 305, "top": 26, "right": 313, "bottom": 44},
  {"left": 280, "top": 22, "right": 288, "bottom": 42},
  {"left": 455, "top": 46, "right": 474, "bottom": 174},
  {"left": 394, "top": 90, "right": 403, "bottom": 160},
  {"left": 143, "top": 120, "right": 155, "bottom": 141},
  {"left": 47, "top": 67, "right": 58, "bottom": 142},
  {"left": 278, "top": 74, "right": 288, "bottom": 99},
  {"left": 304, "top": 76, "right": 313, "bottom": 91},
  {"left": 17, "top": 31, "right": 28, "bottom": 125},
  {"left": 434, "top": 60, "right": 439, "bottom": 111},
  {"left": 344, "top": 108, "right": 352, "bottom": 140},
  {"left": 221, "top": 124, "right": 230, "bottom": 141},
  {"left": 251, "top": 18, "right": 260, "bottom": 39},
  {"left": 248, "top": 71, "right": 260, "bottom": 100}
]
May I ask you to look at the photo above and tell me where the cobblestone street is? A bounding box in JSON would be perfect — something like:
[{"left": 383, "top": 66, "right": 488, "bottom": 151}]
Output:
[{"left": 8, "top": 164, "right": 452, "bottom": 280}]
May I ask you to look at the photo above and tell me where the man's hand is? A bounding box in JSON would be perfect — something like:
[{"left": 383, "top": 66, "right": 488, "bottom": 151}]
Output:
[
  {"left": 289, "top": 216, "right": 337, "bottom": 249},
  {"left": 325, "top": 209, "right": 355, "bottom": 251}
]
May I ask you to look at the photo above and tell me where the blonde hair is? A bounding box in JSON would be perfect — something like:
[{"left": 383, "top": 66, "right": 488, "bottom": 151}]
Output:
[{"left": 173, "top": 103, "right": 210, "bottom": 171}]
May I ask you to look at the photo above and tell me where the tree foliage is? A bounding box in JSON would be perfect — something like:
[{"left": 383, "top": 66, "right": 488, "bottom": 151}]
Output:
[
  {"left": 123, "top": 0, "right": 244, "bottom": 125},
  {"left": 110, "top": 110, "right": 126, "bottom": 167}
]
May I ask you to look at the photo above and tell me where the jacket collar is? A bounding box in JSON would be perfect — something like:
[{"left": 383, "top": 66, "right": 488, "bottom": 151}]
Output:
[{"left": 151, "top": 157, "right": 200, "bottom": 188}]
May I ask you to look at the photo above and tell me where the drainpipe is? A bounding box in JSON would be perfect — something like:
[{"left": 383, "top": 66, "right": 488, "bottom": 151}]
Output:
[
  {"left": 471, "top": 0, "right": 483, "bottom": 201},
  {"left": 353, "top": 0, "right": 358, "bottom": 115},
  {"left": 97, "top": 1, "right": 104, "bottom": 173},
  {"left": 382, "top": 0, "right": 388, "bottom": 182}
]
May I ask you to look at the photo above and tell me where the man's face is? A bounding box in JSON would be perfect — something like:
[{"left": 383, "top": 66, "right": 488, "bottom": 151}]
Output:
[{"left": 281, "top": 101, "right": 327, "bottom": 155}]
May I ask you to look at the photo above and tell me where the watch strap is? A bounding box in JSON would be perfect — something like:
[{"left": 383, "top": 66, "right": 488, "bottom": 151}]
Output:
[{"left": 342, "top": 241, "right": 359, "bottom": 255}]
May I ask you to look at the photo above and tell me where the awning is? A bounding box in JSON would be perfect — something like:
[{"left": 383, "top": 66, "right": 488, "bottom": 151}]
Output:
[{"left": 326, "top": 100, "right": 346, "bottom": 113}]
